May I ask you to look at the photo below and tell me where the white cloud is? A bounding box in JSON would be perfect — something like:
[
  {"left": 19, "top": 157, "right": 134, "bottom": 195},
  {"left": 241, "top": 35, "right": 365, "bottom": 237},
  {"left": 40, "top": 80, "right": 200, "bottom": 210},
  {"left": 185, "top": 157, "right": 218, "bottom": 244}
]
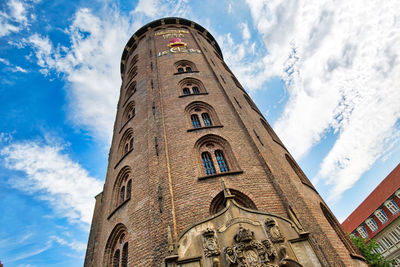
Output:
[
  {"left": 11, "top": 65, "right": 27, "bottom": 72},
  {"left": 239, "top": 22, "right": 251, "bottom": 42},
  {"left": 1, "top": 140, "right": 103, "bottom": 224},
  {"left": 51, "top": 235, "right": 86, "bottom": 252},
  {"left": 134, "top": 0, "right": 159, "bottom": 17},
  {"left": 242, "top": 0, "right": 400, "bottom": 200},
  {"left": 0, "top": 0, "right": 30, "bottom": 37},
  {"left": 23, "top": 3, "right": 191, "bottom": 143}
]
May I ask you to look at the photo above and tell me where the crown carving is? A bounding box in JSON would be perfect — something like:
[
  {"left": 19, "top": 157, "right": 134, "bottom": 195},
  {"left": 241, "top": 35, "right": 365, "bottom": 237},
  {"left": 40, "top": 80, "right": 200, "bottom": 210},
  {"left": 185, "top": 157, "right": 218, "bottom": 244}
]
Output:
[{"left": 234, "top": 226, "right": 254, "bottom": 243}]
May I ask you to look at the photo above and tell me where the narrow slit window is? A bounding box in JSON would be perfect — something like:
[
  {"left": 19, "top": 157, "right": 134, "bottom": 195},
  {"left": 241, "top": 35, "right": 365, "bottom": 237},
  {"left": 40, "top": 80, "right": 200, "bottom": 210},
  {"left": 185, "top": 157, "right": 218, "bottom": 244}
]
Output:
[
  {"left": 202, "top": 152, "right": 216, "bottom": 175},
  {"left": 202, "top": 113, "right": 212, "bottom": 126},
  {"left": 191, "top": 114, "right": 201, "bottom": 128},
  {"left": 121, "top": 243, "right": 128, "bottom": 267},
  {"left": 120, "top": 186, "right": 125, "bottom": 203},
  {"left": 126, "top": 180, "right": 132, "bottom": 200},
  {"left": 215, "top": 150, "right": 229, "bottom": 172},
  {"left": 113, "top": 249, "right": 120, "bottom": 267},
  {"left": 129, "top": 138, "right": 134, "bottom": 150},
  {"left": 124, "top": 143, "right": 129, "bottom": 154}
]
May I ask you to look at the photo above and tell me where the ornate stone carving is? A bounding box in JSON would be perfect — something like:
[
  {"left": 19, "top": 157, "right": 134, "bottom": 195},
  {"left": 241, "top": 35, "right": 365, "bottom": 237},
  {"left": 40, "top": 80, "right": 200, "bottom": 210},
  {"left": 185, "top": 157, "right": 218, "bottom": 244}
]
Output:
[
  {"left": 223, "top": 226, "right": 277, "bottom": 266},
  {"left": 265, "top": 218, "right": 284, "bottom": 243},
  {"left": 202, "top": 228, "right": 220, "bottom": 257}
]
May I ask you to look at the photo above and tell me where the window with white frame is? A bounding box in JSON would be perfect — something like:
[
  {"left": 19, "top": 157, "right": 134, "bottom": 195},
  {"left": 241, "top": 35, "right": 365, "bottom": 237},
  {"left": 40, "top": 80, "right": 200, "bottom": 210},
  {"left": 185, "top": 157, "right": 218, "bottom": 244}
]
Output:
[
  {"left": 374, "top": 209, "right": 388, "bottom": 223},
  {"left": 381, "top": 236, "right": 394, "bottom": 248},
  {"left": 375, "top": 242, "right": 385, "bottom": 253},
  {"left": 384, "top": 199, "right": 399, "bottom": 214},
  {"left": 395, "top": 189, "right": 400, "bottom": 199},
  {"left": 365, "top": 218, "right": 378, "bottom": 232},
  {"left": 389, "top": 229, "right": 400, "bottom": 243},
  {"left": 357, "top": 226, "right": 368, "bottom": 238}
]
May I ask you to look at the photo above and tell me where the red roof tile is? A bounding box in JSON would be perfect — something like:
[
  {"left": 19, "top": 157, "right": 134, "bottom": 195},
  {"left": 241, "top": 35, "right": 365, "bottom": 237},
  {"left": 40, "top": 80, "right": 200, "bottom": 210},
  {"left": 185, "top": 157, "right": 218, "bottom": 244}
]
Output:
[{"left": 342, "top": 164, "right": 400, "bottom": 232}]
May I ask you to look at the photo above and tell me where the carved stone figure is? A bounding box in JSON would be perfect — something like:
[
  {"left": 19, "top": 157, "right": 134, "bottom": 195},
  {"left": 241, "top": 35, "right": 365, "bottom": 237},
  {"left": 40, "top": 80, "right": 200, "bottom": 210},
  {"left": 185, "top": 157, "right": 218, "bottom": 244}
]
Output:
[
  {"left": 265, "top": 218, "right": 284, "bottom": 243},
  {"left": 202, "top": 228, "right": 221, "bottom": 257},
  {"left": 223, "top": 226, "right": 277, "bottom": 267}
]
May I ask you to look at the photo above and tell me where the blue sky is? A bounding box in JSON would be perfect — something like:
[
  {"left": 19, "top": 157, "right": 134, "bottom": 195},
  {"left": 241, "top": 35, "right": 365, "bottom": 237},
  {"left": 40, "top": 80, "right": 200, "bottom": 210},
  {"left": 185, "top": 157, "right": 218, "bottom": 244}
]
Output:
[{"left": 0, "top": 0, "right": 399, "bottom": 266}]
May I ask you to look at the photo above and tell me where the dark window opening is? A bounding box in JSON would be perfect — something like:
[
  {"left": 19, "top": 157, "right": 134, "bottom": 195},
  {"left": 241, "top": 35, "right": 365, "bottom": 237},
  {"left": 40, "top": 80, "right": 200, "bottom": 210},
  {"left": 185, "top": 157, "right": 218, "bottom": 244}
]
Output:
[
  {"left": 202, "top": 152, "right": 216, "bottom": 175},
  {"left": 183, "top": 88, "right": 190, "bottom": 95},
  {"left": 192, "top": 86, "right": 200, "bottom": 94},
  {"left": 120, "top": 186, "right": 125, "bottom": 203},
  {"left": 121, "top": 243, "right": 128, "bottom": 267},
  {"left": 113, "top": 249, "right": 120, "bottom": 267},
  {"left": 178, "top": 67, "right": 184, "bottom": 73},
  {"left": 215, "top": 150, "right": 229, "bottom": 172},
  {"left": 202, "top": 113, "right": 212, "bottom": 126},
  {"left": 126, "top": 180, "right": 132, "bottom": 200},
  {"left": 209, "top": 189, "right": 257, "bottom": 214},
  {"left": 186, "top": 67, "right": 192, "bottom": 72},
  {"left": 191, "top": 114, "right": 201, "bottom": 128}
]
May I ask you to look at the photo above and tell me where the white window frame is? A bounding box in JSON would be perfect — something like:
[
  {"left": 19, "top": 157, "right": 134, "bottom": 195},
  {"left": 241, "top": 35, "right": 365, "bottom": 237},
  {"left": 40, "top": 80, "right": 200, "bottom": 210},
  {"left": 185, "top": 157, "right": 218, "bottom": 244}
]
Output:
[
  {"left": 357, "top": 226, "right": 368, "bottom": 238},
  {"left": 365, "top": 218, "right": 378, "bottom": 232},
  {"left": 381, "top": 236, "right": 394, "bottom": 248},
  {"left": 389, "top": 230, "right": 400, "bottom": 243},
  {"left": 374, "top": 209, "right": 388, "bottom": 223},
  {"left": 384, "top": 199, "right": 399, "bottom": 214},
  {"left": 395, "top": 189, "right": 400, "bottom": 199}
]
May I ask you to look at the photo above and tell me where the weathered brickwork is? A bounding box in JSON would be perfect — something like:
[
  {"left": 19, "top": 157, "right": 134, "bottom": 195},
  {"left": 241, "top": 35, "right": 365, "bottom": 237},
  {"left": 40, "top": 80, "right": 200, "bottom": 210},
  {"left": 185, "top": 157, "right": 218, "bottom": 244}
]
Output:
[{"left": 84, "top": 17, "right": 367, "bottom": 267}]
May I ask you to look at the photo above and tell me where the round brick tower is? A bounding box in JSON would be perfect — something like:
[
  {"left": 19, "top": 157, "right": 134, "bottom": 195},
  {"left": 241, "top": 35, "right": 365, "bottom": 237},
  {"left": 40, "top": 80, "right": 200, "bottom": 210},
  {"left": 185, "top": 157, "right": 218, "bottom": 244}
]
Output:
[{"left": 84, "top": 17, "right": 367, "bottom": 267}]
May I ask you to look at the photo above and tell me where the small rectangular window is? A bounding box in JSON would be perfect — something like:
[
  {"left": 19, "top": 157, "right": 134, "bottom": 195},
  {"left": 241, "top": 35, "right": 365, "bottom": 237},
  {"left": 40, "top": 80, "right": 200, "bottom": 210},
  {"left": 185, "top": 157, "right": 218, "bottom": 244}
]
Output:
[{"left": 385, "top": 199, "right": 399, "bottom": 214}]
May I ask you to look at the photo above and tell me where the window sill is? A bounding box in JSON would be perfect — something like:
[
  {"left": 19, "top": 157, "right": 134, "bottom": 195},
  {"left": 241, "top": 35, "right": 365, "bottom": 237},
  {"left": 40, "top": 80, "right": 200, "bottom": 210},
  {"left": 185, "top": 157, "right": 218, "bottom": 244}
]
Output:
[
  {"left": 119, "top": 115, "right": 135, "bottom": 134},
  {"left": 107, "top": 198, "right": 131, "bottom": 220},
  {"left": 187, "top": 125, "right": 223, "bottom": 132},
  {"left": 198, "top": 170, "right": 243, "bottom": 180},
  {"left": 174, "top": 71, "right": 199, "bottom": 75},
  {"left": 179, "top": 92, "right": 208, "bottom": 98},
  {"left": 114, "top": 149, "right": 133, "bottom": 169}
]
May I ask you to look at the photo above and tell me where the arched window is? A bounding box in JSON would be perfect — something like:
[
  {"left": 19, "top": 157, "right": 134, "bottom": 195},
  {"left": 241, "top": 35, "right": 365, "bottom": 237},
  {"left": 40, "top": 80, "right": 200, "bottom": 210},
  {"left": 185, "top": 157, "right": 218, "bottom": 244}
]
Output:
[
  {"left": 215, "top": 150, "right": 229, "bottom": 172},
  {"left": 320, "top": 203, "right": 360, "bottom": 256},
  {"left": 260, "top": 118, "right": 285, "bottom": 148},
  {"left": 191, "top": 114, "right": 201, "bottom": 128},
  {"left": 119, "top": 128, "right": 134, "bottom": 160},
  {"left": 202, "top": 152, "right": 216, "bottom": 175},
  {"left": 201, "top": 113, "right": 212, "bottom": 126},
  {"left": 195, "top": 134, "right": 239, "bottom": 177},
  {"left": 112, "top": 166, "right": 133, "bottom": 209},
  {"left": 121, "top": 101, "right": 136, "bottom": 129},
  {"left": 210, "top": 189, "right": 257, "bottom": 214},
  {"left": 104, "top": 224, "right": 129, "bottom": 267},
  {"left": 185, "top": 101, "right": 220, "bottom": 130},
  {"left": 285, "top": 154, "right": 315, "bottom": 190},
  {"left": 124, "top": 80, "right": 136, "bottom": 104},
  {"left": 174, "top": 60, "right": 197, "bottom": 73},
  {"left": 179, "top": 78, "right": 206, "bottom": 96}
]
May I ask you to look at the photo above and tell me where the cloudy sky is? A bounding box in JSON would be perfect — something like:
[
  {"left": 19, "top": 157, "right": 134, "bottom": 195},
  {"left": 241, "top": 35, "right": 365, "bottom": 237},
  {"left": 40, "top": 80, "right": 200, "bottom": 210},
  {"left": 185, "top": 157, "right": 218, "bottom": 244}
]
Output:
[{"left": 1, "top": 0, "right": 399, "bottom": 266}]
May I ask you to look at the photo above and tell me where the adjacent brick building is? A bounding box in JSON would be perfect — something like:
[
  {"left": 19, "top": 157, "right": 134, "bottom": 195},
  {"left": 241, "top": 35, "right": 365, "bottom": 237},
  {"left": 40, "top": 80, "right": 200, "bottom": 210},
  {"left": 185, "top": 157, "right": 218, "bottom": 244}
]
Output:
[
  {"left": 342, "top": 164, "right": 400, "bottom": 264},
  {"left": 84, "top": 17, "right": 368, "bottom": 267}
]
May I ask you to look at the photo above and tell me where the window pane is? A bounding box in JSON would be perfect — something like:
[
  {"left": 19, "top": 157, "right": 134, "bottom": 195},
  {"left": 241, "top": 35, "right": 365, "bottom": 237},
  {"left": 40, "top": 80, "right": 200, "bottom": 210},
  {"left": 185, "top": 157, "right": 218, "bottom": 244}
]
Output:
[
  {"left": 129, "top": 138, "right": 134, "bottom": 150},
  {"left": 178, "top": 67, "right": 184, "bottom": 73},
  {"left": 124, "top": 143, "right": 129, "bottom": 154},
  {"left": 113, "top": 249, "right": 120, "bottom": 267},
  {"left": 191, "top": 114, "right": 201, "bottom": 128},
  {"left": 215, "top": 150, "right": 229, "bottom": 172},
  {"left": 127, "top": 180, "right": 132, "bottom": 199},
  {"left": 201, "top": 152, "right": 216, "bottom": 175},
  {"left": 201, "top": 113, "right": 212, "bottom": 126},
  {"left": 192, "top": 86, "right": 200, "bottom": 94},
  {"left": 183, "top": 88, "right": 190, "bottom": 95},
  {"left": 121, "top": 243, "right": 128, "bottom": 267},
  {"left": 385, "top": 200, "right": 399, "bottom": 214},
  {"left": 186, "top": 67, "right": 192, "bottom": 72},
  {"left": 120, "top": 186, "right": 125, "bottom": 203}
]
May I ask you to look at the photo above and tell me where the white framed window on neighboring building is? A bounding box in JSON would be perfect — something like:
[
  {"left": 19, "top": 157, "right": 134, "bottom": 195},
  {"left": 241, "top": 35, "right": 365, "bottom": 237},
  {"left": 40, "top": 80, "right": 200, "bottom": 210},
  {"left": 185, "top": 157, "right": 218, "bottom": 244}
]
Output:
[
  {"left": 357, "top": 226, "right": 368, "bottom": 238},
  {"left": 374, "top": 209, "right": 388, "bottom": 223},
  {"left": 384, "top": 199, "right": 399, "bottom": 214},
  {"left": 389, "top": 229, "right": 400, "bottom": 243},
  {"left": 365, "top": 218, "right": 378, "bottom": 232},
  {"left": 381, "top": 236, "right": 394, "bottom": 249},
  {"left": 395, "top": 189, "right": 400, "bottom": 199}
]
